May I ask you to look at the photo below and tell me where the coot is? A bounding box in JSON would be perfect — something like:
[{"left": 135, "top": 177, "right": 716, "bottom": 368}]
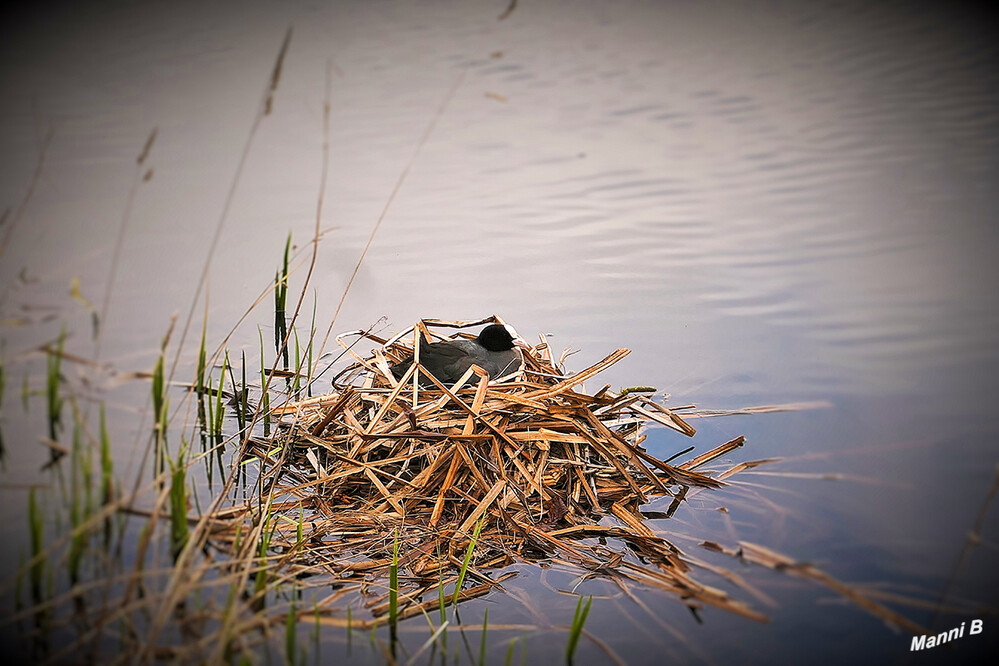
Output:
[{"left": 390, "top": 324, "right": 530, "bottom": 385}]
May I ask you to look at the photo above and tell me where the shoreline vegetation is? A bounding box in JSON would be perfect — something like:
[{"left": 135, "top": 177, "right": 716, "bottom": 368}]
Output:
[{"left": 0, "top": 239, "right": 934, "bottom": 663}]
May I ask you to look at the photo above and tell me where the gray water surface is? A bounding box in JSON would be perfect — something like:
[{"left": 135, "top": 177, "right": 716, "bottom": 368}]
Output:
[{"left": 2, "top": 1, "right": 997, "bottom": 663}]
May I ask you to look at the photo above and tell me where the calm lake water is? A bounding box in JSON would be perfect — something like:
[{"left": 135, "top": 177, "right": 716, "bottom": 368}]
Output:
[{"left": 1, "top": 1, "right": 997, "bottom": 663}]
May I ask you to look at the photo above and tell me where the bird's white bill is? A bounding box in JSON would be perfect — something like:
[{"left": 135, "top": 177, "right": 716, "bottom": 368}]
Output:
[{"left": 503, "top": 324, "right": 532, "bottom": 350}]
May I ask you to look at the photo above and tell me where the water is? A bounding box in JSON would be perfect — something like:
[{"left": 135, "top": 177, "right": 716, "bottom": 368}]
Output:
[{"left": 2, "top": 1, "right": 997, "bottom": 663}]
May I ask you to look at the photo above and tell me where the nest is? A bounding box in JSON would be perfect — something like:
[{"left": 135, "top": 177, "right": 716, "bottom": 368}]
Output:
[{"left": 220, "top": 317, "right": 767, "bottom": 625}]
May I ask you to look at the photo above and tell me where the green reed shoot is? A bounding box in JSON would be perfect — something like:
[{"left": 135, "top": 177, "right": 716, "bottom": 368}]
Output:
[
  {"left": 274, "top": 266, "right": 284, "bottom": 358},
  {"left": 152, "top": 344, "right": 166, "bottom": 438},
  {"left": 78, "top": 421, "right": 94, "bottom": 513},
  {"left": 224, "top": 351, "right": 245, "bottom": 434},
  {"left": 274, "top": 232, "right": 291, "bottom": 368},
  {"left": 68, "top": 419, "right": 93, "bottom": 583},
  {"left": 564, "top": 596, "right": 592, "bottom": 663},
  {"left": 196, "top": 315, "right": 208, "bottom": 427},
  {"left": 212, "top": 356, "right": 227, "bottom": 437},
  {"left": 282, "top": 233, "right": 290, "bottom": 319},
  {"left": 152, "top": 332, "right": 170, "bottom": 480},
  {"left": 253, "top": 501, "right": 276, "bottom": 603},
  {"left": 221, "top": 582, "right": 239, "bottom": 656},
  {"left": 46, "top": 327, "right": 66, "bottom": 441},
  {"left": 285, "top": 598, "right": 297, "bottom": 666},
  {"left": 68, "top": 497, "right": 85, "bottom": 584},
  {"left": 99, "top": 404, "right": 114, "bottom": 545},
  {"left": 205, "top": 374, "right": 216, "bottom": 438},
  {"left": 346, "top": 604, "right": 353, "bottom": 654},
  {"left": 168, "top": 439, "right": 190, "bottom": 559},
  {"left": 258, "top": 328, "right": 270, "bottom": 434},
  {"left": 504, "top": 637, "right": 518, "bottom": 666},
  {"left": 389, "top": 531, "right": 399, "bottom": 627},
  {"left": 241, "top": 351, "right": 248, "bottom": 432},
  {"left": 99, "top": 404, "right": 112, "bottom": 502},
  {"left": 292, "top": 328, "right": 301, "bottom": 394},
  {"left": 479, "top": 608, "right": 489, "bottom": 666},
  {"left": 155, "top": 397, "right": 170, "bottom": 475},
  {"left": 306, "top": 293, "right": 316, "bottom": 397},
  {"left": 453, "top": 517, "right": 484, "bottom": 607},
  {"left": 28, "top": 488, "right": 45, "bottom": 603},
  {"left": 312, "top": 601, "right": 322, "bottom": 665}
]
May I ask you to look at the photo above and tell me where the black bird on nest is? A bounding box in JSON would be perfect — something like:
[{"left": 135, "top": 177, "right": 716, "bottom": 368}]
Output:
[{"left": 390, "top": 323, "right": 530, "bottom": 386}]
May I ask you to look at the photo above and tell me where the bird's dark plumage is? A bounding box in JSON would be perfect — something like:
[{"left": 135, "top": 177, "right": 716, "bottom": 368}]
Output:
[{"left": 390, "top": 324, "right": 528, "bottom": 386}]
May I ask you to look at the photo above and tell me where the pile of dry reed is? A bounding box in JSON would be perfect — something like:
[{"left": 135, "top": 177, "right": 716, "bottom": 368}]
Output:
[{"left": 208, "top": 316, "right": 769, "bottom": 625}]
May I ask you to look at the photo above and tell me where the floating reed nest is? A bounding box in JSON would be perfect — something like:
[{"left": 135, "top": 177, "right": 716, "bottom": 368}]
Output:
[{"left": 215, "top": 316, "right": 773, "bottom": 626}]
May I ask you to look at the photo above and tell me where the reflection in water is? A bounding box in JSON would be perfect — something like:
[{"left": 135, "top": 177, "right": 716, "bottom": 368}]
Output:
[{"left": 1, "top": 0, "right": 997, "bottom": 663}]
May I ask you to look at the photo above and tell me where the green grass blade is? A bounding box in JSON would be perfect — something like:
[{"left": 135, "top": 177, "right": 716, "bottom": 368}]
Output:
[
  {"left": 68, "top": 420, "right": 86, "bottom": 583},
  {"left": 28, "top": 488, "right": 45, "bottom": 603},
  {"left": 100, "top": 404, "right": 114, "bottom": 545},
  {"left": 99, "top": 404, "right": 112, "bottom": 502},
  {"left": 285, "top": 599, "right": 297, "bottom": 666},
  {"left": 196, "top": 314, "right": 208, "bottom": 428},
  {"left": 240, "top": 350, "right": 248, "bottom": 432},
  {"left": 346, "top": 604, "right": 352, "bottom": 654},
  {"left": 152, "top": 351, "right": 164, "bottom": 435},
  {"left": 389, "top": 531, "right": 399, "bottom": 627},
  {"left": 45, "top": 327, "right": 66, "bottom": 441},
  {"left": 168, "top": 439, "right": 189, "bottom": 559},
  {"left": 505, "top": 637, "right": 518, "bottom": 666},
  {"left": 564, "top": 596, "right": 592, "bottom": 662},
  {"left": 259, "top": 326, "right": 271, "bottom": 434},
  {"left": 479, "top": 608, "right": 488, "bottom": 666},
  {"left": 452, "top": 517, "right": 484, "bottom": 607},
  {"left": 307, "top": 292, "right": 316, "bottom": 397},
  {"left": 214, "top": 357, "right": 226, "bottom": 437},
  {"left": 292, "top": 328, "right": 301, "bottom": 393}
]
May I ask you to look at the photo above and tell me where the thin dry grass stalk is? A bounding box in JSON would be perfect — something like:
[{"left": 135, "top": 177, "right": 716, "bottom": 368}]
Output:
[{"left": 207, "top": 316, "right": 768, "bottom": 625}]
